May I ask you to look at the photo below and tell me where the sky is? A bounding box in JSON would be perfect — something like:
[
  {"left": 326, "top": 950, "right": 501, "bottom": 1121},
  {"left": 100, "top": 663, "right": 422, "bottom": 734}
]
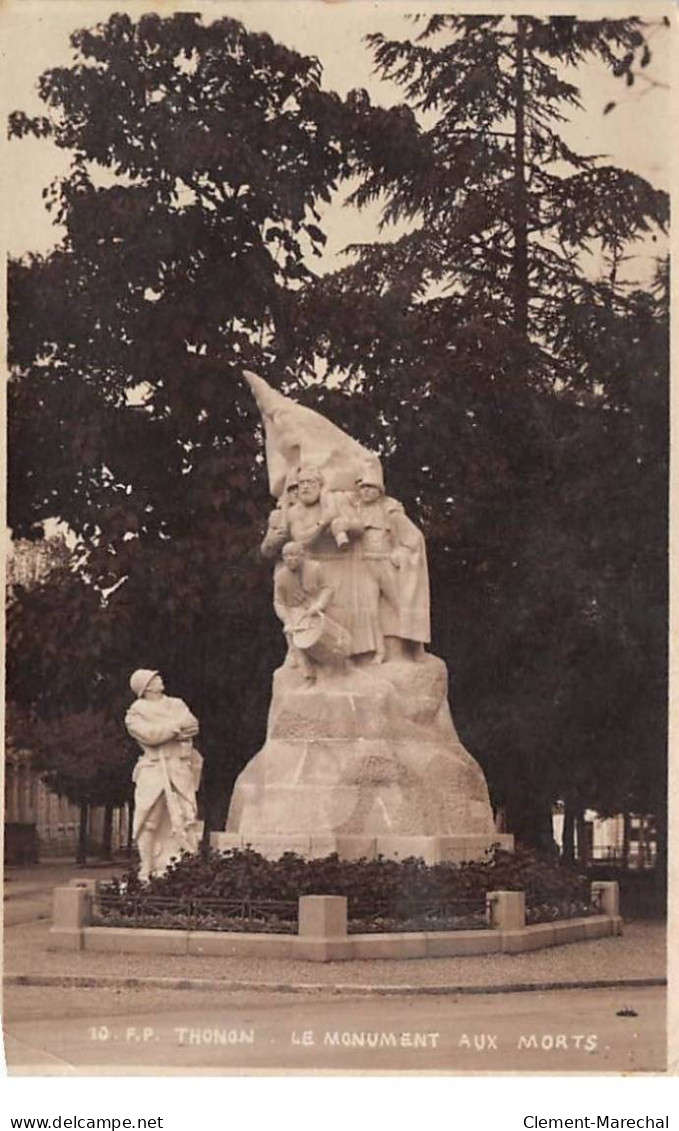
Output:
[{"left": 1, "top": 0, "right": 673, "bottom": 279}]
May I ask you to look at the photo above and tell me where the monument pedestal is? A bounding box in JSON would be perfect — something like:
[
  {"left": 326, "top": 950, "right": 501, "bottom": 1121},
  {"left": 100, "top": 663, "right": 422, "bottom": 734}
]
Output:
[
  {"left": 211, "top": 831, "right": 512, "bottom": 864},
  {"left": 216, "top": 655, "right": 513, "bottom": 864}
]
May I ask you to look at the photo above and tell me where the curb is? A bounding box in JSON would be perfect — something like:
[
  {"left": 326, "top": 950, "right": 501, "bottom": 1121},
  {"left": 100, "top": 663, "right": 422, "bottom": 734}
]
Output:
[{"left": 4, "top": 973, "right": 666, "bottom": 997}]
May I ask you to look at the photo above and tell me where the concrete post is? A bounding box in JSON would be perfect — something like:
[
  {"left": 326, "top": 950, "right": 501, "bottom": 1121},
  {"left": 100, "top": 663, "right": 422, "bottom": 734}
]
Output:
[
  {"left": 296, "top": 895, "right": 352, "bottom": 961},
  {"left": 591, "top": 880, "right": 620, "bottom": 917},
  {"left": 487, "top": 890, "right": 525, "bottom": 931},
  {"left": 299, "top": 894, "right": 348, "bottom": 938},
  {"left": 49, "top": 884, "right": 92, "bottom": 951}
]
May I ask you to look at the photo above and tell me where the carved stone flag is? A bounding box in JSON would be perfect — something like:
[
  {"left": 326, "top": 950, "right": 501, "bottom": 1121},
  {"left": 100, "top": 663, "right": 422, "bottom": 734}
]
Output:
[{"left": 244, "top": 370, "right": 379, "bottom": 497}]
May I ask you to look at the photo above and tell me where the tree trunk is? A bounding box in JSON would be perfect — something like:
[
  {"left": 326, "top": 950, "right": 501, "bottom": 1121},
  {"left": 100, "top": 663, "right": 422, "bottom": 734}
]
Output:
[
  {"left": 77, "top": 803, "right": 89, "bottom": 865},
  {"left": 100, "top": 804, "right": 114, "bottom": 861},
  {"left": 575, "top": 809, "right": 590, "bottom": 866},
  {"left": 622, "top": 810, "right": 631, "bottom": 868},
  {"left": 505, "top": 794, "right": 556, "bottom": 856},
  {"left": 512, "top": 16, "right": 529, "bottom": 341},
  {"left": 562, "top": 801, "right": 576, "bottom": 865}
]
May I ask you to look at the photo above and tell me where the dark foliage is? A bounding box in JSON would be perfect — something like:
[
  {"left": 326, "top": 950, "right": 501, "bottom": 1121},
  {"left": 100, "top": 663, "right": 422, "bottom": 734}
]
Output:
[
  {"left": 7, "top": 12, "right": 372, "bottom": 826},
  {"left": 279, "top": 16, "right": 669, "bottom": 850},
  {"left": 98, "top": 845, "right": 595, "bottom": 933}
]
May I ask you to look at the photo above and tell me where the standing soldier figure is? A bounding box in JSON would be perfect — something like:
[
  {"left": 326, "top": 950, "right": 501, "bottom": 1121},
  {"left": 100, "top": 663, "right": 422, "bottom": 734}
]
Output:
[
  {"left": 354, "top": 460, "right": 430, "bottom": 662},
  {"left": 125, "top": 669, "right": 203, "bottom": 882}
]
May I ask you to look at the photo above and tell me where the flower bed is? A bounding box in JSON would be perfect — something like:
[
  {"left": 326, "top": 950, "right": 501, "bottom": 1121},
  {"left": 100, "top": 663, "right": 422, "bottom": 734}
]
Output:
[
  {"left": 93, "top": 891, "right": 298, "bottom": 934},
  {"left": 525, "top": 898, "right": 601, "bottom": 925},
  {"left": 93, "top": 846, "right": 600, "bottom": 934}
]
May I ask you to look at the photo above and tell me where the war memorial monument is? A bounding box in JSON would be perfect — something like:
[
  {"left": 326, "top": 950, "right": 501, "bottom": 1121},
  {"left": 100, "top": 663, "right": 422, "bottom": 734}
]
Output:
[
  {"left": 208, "top": 371, "right": 514, "bottom": 866},
  {"left": 121, "top": 369, "right": 513, "bottom": 880}
]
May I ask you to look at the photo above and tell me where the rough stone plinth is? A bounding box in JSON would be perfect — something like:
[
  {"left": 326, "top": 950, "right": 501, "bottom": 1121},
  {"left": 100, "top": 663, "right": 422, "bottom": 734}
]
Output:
[
  {"left": 218, "top": 655, "right": 511, "bottom": 864},
  {"left": 211, "top": 831, "right": 512, "bottom": 864}
]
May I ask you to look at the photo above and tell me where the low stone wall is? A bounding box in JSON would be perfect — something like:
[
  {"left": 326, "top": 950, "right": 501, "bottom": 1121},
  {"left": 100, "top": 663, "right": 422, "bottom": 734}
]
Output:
[{"left": 49, "top": 880, "right": 621, "bottom": 963}]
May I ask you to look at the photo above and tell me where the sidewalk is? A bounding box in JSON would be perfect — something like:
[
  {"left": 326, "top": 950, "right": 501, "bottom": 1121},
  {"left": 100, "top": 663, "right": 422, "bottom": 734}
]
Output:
[
  {"left": 4, "top": 861, "right": 126, "bottom": 927},
  {"left": 3, "top": 863, "right": 667, "bottom": 995}
]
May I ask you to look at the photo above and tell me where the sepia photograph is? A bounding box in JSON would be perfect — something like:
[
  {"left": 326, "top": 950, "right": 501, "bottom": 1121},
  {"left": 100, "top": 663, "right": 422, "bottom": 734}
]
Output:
[{"left": 2, "top": 0, "right": 674, "bottom": 1084}]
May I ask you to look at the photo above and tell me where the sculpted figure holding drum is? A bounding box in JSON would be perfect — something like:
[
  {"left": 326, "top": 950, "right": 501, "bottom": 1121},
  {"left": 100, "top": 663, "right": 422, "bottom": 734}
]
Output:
[{"left": 273, "top": 542, "right": 339, "bottom": 680}]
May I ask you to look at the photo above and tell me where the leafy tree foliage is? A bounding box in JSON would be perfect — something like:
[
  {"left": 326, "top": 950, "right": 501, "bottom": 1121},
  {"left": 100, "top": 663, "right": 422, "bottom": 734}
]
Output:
[
  {"left": 10, "top": 704, "right": 132, "bottom": 808},
  {"left": 9, "top": 12, "right": 358, "bottom": 548},
  {"left": 288, "top": 16, "right": 668, "bottom": 388},
  {"left": 7, "top": 566, "right": 137, "bottom": 860},
  {"left": 8, "top": 12, "right": 373, "bottom": 826}
]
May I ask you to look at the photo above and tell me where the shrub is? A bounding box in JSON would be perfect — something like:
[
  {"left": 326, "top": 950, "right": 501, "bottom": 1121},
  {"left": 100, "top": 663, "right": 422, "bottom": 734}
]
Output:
[{"left": 96, "top": 845, "right": 596, "bottom": 931}]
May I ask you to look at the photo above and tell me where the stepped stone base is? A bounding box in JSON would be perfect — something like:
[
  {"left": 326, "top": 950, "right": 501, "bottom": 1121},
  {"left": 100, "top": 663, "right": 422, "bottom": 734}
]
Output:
[
  {"left": 211, "top": 831, "right": 513, "bottom": 865},
  {"left": 221, "top": 653, "right": 511, "bottom": 863}
]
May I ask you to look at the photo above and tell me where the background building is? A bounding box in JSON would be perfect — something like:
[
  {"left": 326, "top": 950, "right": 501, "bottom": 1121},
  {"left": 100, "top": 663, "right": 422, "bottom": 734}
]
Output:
[
  {"left": 5, "top": 747, "right": 130, "bottom": 862},
  {"left": 5, "top": 535, "right": 130, "bottom": 863},
  {"left": 552, "top": 804, "right": 657, "bottom": 869}
]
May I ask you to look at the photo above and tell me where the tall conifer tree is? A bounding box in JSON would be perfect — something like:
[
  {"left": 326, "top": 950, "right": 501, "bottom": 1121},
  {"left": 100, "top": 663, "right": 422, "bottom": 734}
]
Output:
[{"left": 285, "top": 16, "right": 669, "bottom": 848}]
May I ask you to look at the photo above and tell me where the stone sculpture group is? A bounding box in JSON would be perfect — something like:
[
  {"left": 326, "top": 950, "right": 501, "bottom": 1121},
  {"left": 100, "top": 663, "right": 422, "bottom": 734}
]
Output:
[
  {"left": 213, "top": 373, "right": 512, "bottom": 865},
  {"left": 126, "top": 372, "right": 511, "bottom": 878},
  {"left": 265, "top": 458, "right": 429, "bottom": 672}
]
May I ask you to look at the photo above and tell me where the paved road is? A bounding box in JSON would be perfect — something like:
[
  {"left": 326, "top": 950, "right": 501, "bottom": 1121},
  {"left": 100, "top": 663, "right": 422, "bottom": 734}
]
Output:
[{"left": 4, "top": 983, "right": 665, "bottom": 1074}]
